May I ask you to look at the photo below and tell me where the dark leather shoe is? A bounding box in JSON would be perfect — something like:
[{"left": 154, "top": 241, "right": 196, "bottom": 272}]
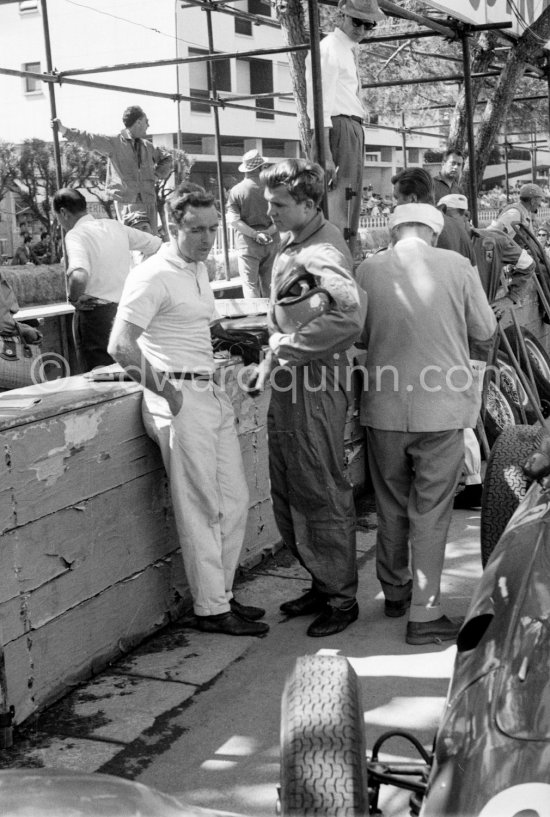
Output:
[
  {"left": 307, "top": 602, "right": 359, "bottom": 637},
  {"left": 406, "top": 615, "right": 464, "bottom": 645},
  {"left": 385, "top": 596, "right": 411, "bottom": 618},
  {"left": 196, "top": 611, "right": 269, "bottom": 637},
  {"left": 280, "top": 589, "right": 327, "bottom": 617},
  {"left": 453, "top": 483, "right": 483, "bottom": 510},
  {"left": 230, "top": 598, "right": 266, "bottom": 621}
]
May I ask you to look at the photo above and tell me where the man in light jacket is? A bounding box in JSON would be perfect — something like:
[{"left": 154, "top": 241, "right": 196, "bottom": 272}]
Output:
[{"left": 54, "top": 106, "right": 173, "bottom": 234}]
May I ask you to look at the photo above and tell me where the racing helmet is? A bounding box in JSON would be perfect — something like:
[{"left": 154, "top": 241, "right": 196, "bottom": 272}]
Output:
[{"left": 272, "top": 268, "right": 333, "bottom": 333}]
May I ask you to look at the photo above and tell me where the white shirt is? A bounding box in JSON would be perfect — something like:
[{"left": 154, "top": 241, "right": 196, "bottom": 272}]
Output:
[
  {"left": 65, "top": 214, "right": 161, "bottom": 302},
  {"left": 116, "top": 243, "right": 217, "bottom": 374},
  {"left": 306, "top": 27, "right": 365, "bottom": 128}
]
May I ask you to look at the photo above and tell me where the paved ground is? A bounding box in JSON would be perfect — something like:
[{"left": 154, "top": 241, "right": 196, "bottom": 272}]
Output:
[{"left": 0, "top": 501, "right": 484, "bottom": 816}]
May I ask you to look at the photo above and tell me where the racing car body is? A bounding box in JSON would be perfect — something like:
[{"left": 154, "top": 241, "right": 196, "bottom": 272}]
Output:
[{"left": 421, "top": 476, "right": 550, "bottom": 816}]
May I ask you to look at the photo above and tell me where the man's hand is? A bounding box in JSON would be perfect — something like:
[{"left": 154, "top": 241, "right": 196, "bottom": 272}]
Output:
[
  {"left": 255, "top": 232, "right": 272, "bottom": 246},
  {"left": 239, "top": 357, "right": 272, "bottom": 397},
  {"left": 325, "top": 157, "right": 337, "bottom": 189},
  {"left": 18, "top": 323, "right": 42, "bottom": 343},
  {"left": 491, "top": 296, "right": 515, "bottom": 319},
  {"left": 70, "top": 295, "right": 100, "bottom": 312},
  {"left": 52, "top": 118, "right": 67, "bottom": 136}
]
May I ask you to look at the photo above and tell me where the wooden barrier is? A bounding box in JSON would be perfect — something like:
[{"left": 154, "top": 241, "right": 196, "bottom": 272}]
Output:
[{"left": 0, "top": 358, "right": 364, "bottom": 725}]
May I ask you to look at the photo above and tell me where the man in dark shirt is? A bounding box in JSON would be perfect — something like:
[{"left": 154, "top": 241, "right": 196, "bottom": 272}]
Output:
[
  {"left": 392, "top": 168, "right": 476, "bottom": 265},
  {"left": 226, "top": 149, "right": 279, "bottom": 298},
  {"left": 432, "top": 148, "right": 465, "bottom": 203}
]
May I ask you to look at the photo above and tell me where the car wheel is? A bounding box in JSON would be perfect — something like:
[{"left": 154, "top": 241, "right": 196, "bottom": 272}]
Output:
[
  {"left": 484, "top": 380, "right": 521, "bottom": 446},
  {"left": 502, "top": 325, "right": 550, "bottom": 402},
  {"left": 279, "top": 654, "right": 368, "bottom": 817},
  {"left": 496, "top": 353, "right": 537, "bottom": 423},
  {"left": 480, "top": 424, "right": 546, "bottom": 566}
]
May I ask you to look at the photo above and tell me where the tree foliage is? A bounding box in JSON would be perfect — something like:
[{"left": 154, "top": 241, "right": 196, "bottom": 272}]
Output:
[
  {"left": 156, "top": 148, "right": 194, "bottom": 235},
  {"left": 0, "top": 142, "right": 18, "bottom": 205},
  {"left": 5, "top": 139, "right": 191, "bottom": 242},
  {"left": 275, "top": 0, "right": 550, "bottom": 196},
  {"left": 17, "top": 139, "right": 59, "bottom": 231}
]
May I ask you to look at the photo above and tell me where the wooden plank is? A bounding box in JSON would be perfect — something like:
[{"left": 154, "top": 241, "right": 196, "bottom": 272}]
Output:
[
  {"left": 9, "top": 398, "right": 164, "bottom": 524},
  {"left": 0, "top": 486, "right": 15, "bottom": 533},
  {"left": 0, "top": 475, "right": 181, "bottom": 643},
  {"left": 240, "top": 426, "right": 271, "bottom": 507},
  {"left": 240, "top": 498, "right": 280, "bottom": 567},
  {"left": 0, "top": 528, "right": 20, "bottom": 603},
  {"left": 4, "top": 556, "right": 187, "bottom": 725}
]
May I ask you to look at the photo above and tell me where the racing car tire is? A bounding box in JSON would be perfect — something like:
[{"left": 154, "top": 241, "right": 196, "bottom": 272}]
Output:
[
  {"left": 495, "top": 352, "right": 537, "bottom": 424},
  {"left": 501, "top": 326, "right": 550, "bottom": 403},
  {"left": 480, "top": 424, "right": 545, "bottom": 567},
  {"left": 280, "top": 654, "right": 368, "bottom": 816},
  {"left": 483, "top": 380, "right": 521, "bottom": 446}
]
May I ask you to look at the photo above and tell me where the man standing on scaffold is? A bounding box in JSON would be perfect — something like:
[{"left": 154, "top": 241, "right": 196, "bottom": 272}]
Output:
[{"left": 306, "top": 0, "right": 385, "bottom": 261}]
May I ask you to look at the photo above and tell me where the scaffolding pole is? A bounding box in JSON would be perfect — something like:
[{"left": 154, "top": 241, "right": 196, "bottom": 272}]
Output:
[
  {"left": 0, "top": 65, "right": 298, "bottom": 118},
  {"left": 40, "top": 0, "right": 62, "bottom": 189},
  {"left": 57, "top": 45, "right": 309, "bottom": 78},
  {"left": 460, "top": 25, "right": 479, "bottom": 227},
  {"left": 205, "top": 4, "right": 231, "bottom": 279},
  {"left": 307, "top": 0, "right": 329, "bottom": 218}
]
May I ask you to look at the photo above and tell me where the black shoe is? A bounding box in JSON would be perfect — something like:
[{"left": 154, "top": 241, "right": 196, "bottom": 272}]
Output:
[
  {"left": 453, "top": 483, "right": 483, "bottom": 510},
  {"left": 280, "top": 589, "right": 327, "bottom": 618},
  {"left": 406, "top": 615, "right": 464, "bottom": 645},
  {"left": 230, "top": 598, "right": 266, "bottom": 621},
  {"left": 196, "top": 611, "right": 269, "bottom": 637},
  {"left": 307, "top": 602, "right": 359, "bottom": 637},
  {"left": 385, "top": 596, "right": 411, "bottom": 618}
]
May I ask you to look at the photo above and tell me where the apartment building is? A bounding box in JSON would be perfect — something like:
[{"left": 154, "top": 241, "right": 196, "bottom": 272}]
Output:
[{"left": 0, "top": 0, "right": 440, "bottom": 253}]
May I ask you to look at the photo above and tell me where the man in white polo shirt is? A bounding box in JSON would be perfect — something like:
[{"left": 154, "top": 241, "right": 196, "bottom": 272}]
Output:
[
  {"left": 52, "top": 188, "right": 161, "bottom": 372},
  {"left": 108, "top": 184, "right": 269, "bottom": 637}
]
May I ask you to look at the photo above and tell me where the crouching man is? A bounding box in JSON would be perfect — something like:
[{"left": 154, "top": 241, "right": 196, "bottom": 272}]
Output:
[{"left": 108, "top": 184, "right": 268, "bottom": 637}]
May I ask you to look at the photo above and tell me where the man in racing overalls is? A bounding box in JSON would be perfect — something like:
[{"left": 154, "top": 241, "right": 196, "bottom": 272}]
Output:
[{"left": 244, "top": 159, "right": 366, "bottom": 637}]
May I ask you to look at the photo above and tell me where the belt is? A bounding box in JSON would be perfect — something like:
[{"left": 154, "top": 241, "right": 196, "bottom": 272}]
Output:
[
  {"left": 333, "top": 114, "right": 363, "bottom": 124},
  {"left": 162, "top": 372, "right": 213, "bottom": 381}
]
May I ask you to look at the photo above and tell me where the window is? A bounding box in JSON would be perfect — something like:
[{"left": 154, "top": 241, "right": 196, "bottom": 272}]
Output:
[
  {"left": 189, "top": 49, "right": 231, "bottom": 114},
  {"left": 235, "top": 0, "right": 271, "bottom": 35},
  {"left": 249, "top": 59, "right": 274, "bottom": 120},
  {"left": 249, "top": 0, "right": 271, "bottom": 16},
  {"left": 23, "top": 61, "right": 41, "bottom": 94},
  {"left": 235, "top": 16, "right": 251, "bottom": 36},
  {"left": 19, "top": 1, "right": 39, "bottom": 12}
]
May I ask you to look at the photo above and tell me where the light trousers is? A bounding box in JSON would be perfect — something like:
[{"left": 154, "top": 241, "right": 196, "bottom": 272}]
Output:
[
  {"left": 366, "top": 427, "right": 464, "bottom": 623},
  {"left": 142, "top": 380, "right": 249, "bottom": 616},
  {"left": 235, "top": 233, "right": 279, "bottom": 299}
]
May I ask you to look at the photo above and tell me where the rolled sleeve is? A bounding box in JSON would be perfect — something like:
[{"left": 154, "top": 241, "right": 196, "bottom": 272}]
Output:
[
  {"left": 65, "top": 232, "right": 91, "bottom": 277},
  {"left": 125, "top": 227, "right": 162, "bottom": 255}
]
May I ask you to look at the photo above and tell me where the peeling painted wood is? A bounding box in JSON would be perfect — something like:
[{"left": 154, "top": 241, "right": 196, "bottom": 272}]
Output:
[
  {"left": 5, "top": 556, "right": 187, "bottom": 725},
  {"left": 8, "top": 403, "right": 164, "bottom": 526}
]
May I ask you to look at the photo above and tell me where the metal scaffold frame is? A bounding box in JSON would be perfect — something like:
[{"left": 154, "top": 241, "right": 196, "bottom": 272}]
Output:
[{"left": 0, "top": 0, "right": 544, "bottom": 271}]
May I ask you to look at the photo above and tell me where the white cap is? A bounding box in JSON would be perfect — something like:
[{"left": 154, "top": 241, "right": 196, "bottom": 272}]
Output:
[
  {"left": 389, "top": 203, "right": 444, "bottom": 236},
  {"left": 438, "top": 193, "right": 469, "bottom": 210}
]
